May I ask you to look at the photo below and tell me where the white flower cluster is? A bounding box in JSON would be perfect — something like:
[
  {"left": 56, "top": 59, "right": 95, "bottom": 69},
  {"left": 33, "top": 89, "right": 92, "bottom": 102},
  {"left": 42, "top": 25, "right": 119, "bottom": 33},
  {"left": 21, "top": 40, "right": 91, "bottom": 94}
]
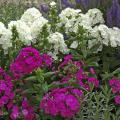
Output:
[
  {"left": 30, "top": 17, "right": 48, "bottom": 39},
  {"left": 0, "top": 22, "right": 12, "bottom": 53},
  {"left": 88, "top": 25, "right": 120, "bottom": 51},
  {"left": 89, "top": 26, "right": 120, "bottom": 52},
  {"left": 109, "top": 27, "right": 120, "bottom": 47},
  {"left": 47, "top": 32, "right": 69, "bottom": 59},
  {"left": 58, "top": 8, "right": 104, "bottom": 33},
  {"left": 72, "top": 8, "right": 105, "bottom": 33},
  {"left": 0, "top": 7, "right": 49, "bottom": 53},
  {"left": 58, "top": 7, "right": 120, "bottom": 51},
  {"left": 21, "top": 7, "right": 49, "bottom": 40},
  {"left": 87, "top": 8, "right": 105, "bottom": 26},
  {"left": 8, "top": 20, "right": 32, "bottom": 45},
  {"left": 58, "top": 8, "right": 81, "bottom": 33},
  {"left": 21, "top": 7, "right": 42, "bottom": 27},
  {"left": 88, "top": 25, "right": 109, "bottom": 51},
  {"left": 9, "top": 7, "right": 49, "bottom": 43},
  {"left": 1, "top": 6, "right": 120, "bottom": 55}
]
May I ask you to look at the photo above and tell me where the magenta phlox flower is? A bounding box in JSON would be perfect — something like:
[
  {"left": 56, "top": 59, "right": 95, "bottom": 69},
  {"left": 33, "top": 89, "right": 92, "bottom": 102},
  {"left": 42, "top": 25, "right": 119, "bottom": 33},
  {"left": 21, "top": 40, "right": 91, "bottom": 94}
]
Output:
[
  {"left": 115, "top": 95, "right": 120, "bottom": 104},
  {"left": 22, "top": 98, "right": 35, "bottom": 120},
  {"left": 109, "top": 79, "right": 120, "bottom": 86},
  {"left": 10, "top": 47, "right": 43, "bottom": 79},
  {"left": 88, "top": 77, "right": 99, "bottom": 88},
  {"left": 41, "top": 54, "right": 53, "bottom": 67},
  {"left": 10, "top": 106, "right": 20, "bottom": 120},
  {"left": 40, "top": 87, "right": 83, "bottom": 118}
]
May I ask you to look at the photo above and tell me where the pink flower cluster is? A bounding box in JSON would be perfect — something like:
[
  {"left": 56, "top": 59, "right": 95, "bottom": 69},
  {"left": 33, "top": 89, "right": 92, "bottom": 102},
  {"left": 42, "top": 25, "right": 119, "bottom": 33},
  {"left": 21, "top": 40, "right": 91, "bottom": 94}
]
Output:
[
  {"left": 0, "top": 47, "right": 53, "bottom": 119},
  {"left": 40, "top": 55, "right": 99, "bottom": 118},
  {"left": 58, "top": 55, "right": 99, "bottom": 90},
  {"left": 10, "top": 47, "right": 53, "bottom": 79},
  {"left": 10, "top": 106, "right": 20, "bottom": 120},
  {"left": 0, "top": 67, "right": 14, "bottom": 115},
  {"left": 10, "top": 47, "right": 42, "bottom": 79},
  {"left": 22, "top": 98, "right": 35, "bottom": 120},
  {"left": 10, "top": 98, "right": 35, "bottom": 120},
  {"left": 40, "top": 87, "right": 83, "bottom": 118},
  {"left": 0, "top": 67, "right": 36, "bottom": 120},
  {"left": 41, "top": 54, "right": 53, "bottom": 67},
  {"left": 109, "top": 78, "right": 120, "bottom": 104},
  {"left": 0, "top": 49, "right": 99, "bottom": 119}
]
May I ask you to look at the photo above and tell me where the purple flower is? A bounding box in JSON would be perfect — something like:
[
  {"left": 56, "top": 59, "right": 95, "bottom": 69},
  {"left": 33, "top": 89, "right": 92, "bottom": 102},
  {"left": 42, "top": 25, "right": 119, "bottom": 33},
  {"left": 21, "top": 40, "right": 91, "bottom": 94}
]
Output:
[
  {"left": 107, "top": 0, "right": 120, "bottom": 27},
  {"left": 77, "top": 0, "right": 107, "bottom": 9},
  {"left": 76, "top": 0, "right": 89, "bottom": 10},
  {"left": 40, "top": 4, "right": 49, "bottom": 13},
  {"left": 61, "top": 0, "right": 75, "bottom": 8},
  {"left": 75, "top": 0, "right": 102, "bottom": 11}
]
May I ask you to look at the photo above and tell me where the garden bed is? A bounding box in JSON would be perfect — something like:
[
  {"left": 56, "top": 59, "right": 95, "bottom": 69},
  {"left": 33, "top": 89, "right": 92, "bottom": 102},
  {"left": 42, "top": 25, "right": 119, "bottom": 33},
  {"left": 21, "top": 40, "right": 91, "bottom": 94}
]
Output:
[{"left": 0, "top": 0, "right": 120, "bottom": 120}]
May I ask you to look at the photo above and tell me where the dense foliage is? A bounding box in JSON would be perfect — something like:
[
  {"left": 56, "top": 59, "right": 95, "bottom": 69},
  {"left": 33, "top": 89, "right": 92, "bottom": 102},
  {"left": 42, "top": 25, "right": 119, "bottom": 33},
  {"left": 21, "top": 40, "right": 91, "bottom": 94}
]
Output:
[{"left": 0, "top": 0, "right": 120, "bottom": 120}]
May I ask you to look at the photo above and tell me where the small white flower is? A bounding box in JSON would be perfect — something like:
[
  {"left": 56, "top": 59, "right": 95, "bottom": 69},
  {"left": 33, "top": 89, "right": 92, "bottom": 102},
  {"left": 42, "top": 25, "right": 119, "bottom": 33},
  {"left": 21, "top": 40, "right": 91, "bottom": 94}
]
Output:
[
  {"left": 50, "top": 1, "right": 56, "bottom": 6},
  {"left": 58, "top": 8, "right": 81, "bottom": 33},
  {"left": 76, "top": 9, "right": 82, "bottom": 13},
  {"left": 48, "top": 32, "right": 69, "bottom": 55},
  {"left": 0, "top": 22, "right": 12, "bottom": 53},
  {"left": 0, "top": 22, "right": 6, "bottom": 31},
  {"left": 70, "top": 41, "right": 78, "bottom": 49},
  {"left": 109, "top": 27, "right": 120, "bottom": 47},
  {"left": 48, "top": 52, "right": 58, "bottom": 60},
  {"left": 59, "top": 8, "right": 81, "bottom": 18}
]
